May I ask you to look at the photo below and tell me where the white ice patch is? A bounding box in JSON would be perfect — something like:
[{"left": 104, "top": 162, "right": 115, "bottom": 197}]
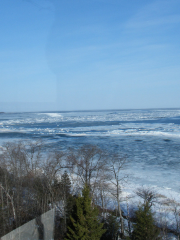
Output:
[
  {"left": 0, "top": 146, "right": 5, "bottom": 154},
  {"left": 68, "top": 133, "right": 87, "bottom": 136},
  {"left": 43, "top": 113, "right": 63, "bottom": 118},
  {"left": 108, "top": 128, "right": 180, "bottom": 138}
]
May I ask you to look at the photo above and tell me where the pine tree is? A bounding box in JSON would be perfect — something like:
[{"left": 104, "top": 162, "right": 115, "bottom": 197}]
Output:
[
  {"left": 65, "top": 184, "right": 106, "bottom": 240},
  {"left": 60, "top": 171, "right": 71, "bottom": 199},
  {"left": 54, "top": 171, "right": 72, "bottom": 238},
  {"left": 61, "top": 171, "right": 72, "bottom": 233},
  {"left": 132, "top": 202, "right": 161, "bottom": 240},
  {"left": 101, "top": 214, "right": 119, "bottom": 240}
]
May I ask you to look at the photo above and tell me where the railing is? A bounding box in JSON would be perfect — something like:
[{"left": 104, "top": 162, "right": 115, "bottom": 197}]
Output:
[{"left": 1, "top": 209, "right": 55, "bottom": 240}]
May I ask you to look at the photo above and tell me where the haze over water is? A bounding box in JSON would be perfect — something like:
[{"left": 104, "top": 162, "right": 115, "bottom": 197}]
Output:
[{"left": 0, "top": 108, "right": 180, "bottom": 195}]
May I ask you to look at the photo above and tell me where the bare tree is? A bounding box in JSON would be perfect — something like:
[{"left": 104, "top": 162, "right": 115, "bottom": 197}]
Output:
[
  {"left": 96, "top": 167, "right": 111, "bottom": 219},
  {"left": 1, "top": 141, "right": 43, "bottom": 178},
  {"left": 0, "top": 141, "right": 64, "bottom": 232},
  {"left": 0, "top": 166, "right": 15, "bottom": 236},
  {"left": 156, "top": 202, "right": 169, "bottom": 240},
  {"left": 108, "top": 153, "right": 128, "bottom": 238},
  {"left": 0, "top": 142, "right": 28, "bottom": 228},
  {"left": 170, "top": 200, "right": 180, "bottom": 239},
  {"left": 136, "top": 187, "right": 158, "bottom": 208},
  {"left": 43, "top": 151, "right": 65, "bottom": 184},
  {"left": 67, "top": 145, "right": 107, "bottom": 198}
]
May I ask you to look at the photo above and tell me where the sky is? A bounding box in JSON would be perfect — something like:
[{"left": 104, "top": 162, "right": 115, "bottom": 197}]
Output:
[{"left": 0, "top": 0, "right": 180, "bottom": 112}]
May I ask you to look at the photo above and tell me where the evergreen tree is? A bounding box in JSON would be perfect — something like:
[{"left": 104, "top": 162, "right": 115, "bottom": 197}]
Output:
[
  {"left": 60, "top": 171, "right": 71, "bottom": 199},
  {"left": 61, "top": 171, "right": 72, "bottom": 234},
  {"left": 101, "top": 214, "right": 119, "bottom": 240},
  {"left": 132, "top": 202, "right": 161, "bottom": 240},
  {"left": 65, "top": 184, "right": 106, "bottom": 240},
  {"left": 53, "top": 171, "right": 72, "bottom": 238}
]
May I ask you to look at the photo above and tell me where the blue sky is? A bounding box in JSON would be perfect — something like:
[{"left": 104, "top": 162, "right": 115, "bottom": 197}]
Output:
[{"left": 0, "top": 0, "right": 180, "bottom": 111}]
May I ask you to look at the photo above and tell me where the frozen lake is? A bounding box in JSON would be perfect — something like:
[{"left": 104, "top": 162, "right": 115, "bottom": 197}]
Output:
[{"left": 0, "top": 108, "right": 180, "bottom": 198}]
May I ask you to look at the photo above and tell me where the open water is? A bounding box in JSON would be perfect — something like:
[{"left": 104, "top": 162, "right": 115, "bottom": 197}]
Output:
[{"left": 0, "top": 108, "right": 180, "bottom": 195}]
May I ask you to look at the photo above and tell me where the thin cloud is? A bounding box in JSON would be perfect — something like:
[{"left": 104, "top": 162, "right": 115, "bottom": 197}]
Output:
[{"left": 124, "top": 0, "right": 180, "bottom": 30}]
